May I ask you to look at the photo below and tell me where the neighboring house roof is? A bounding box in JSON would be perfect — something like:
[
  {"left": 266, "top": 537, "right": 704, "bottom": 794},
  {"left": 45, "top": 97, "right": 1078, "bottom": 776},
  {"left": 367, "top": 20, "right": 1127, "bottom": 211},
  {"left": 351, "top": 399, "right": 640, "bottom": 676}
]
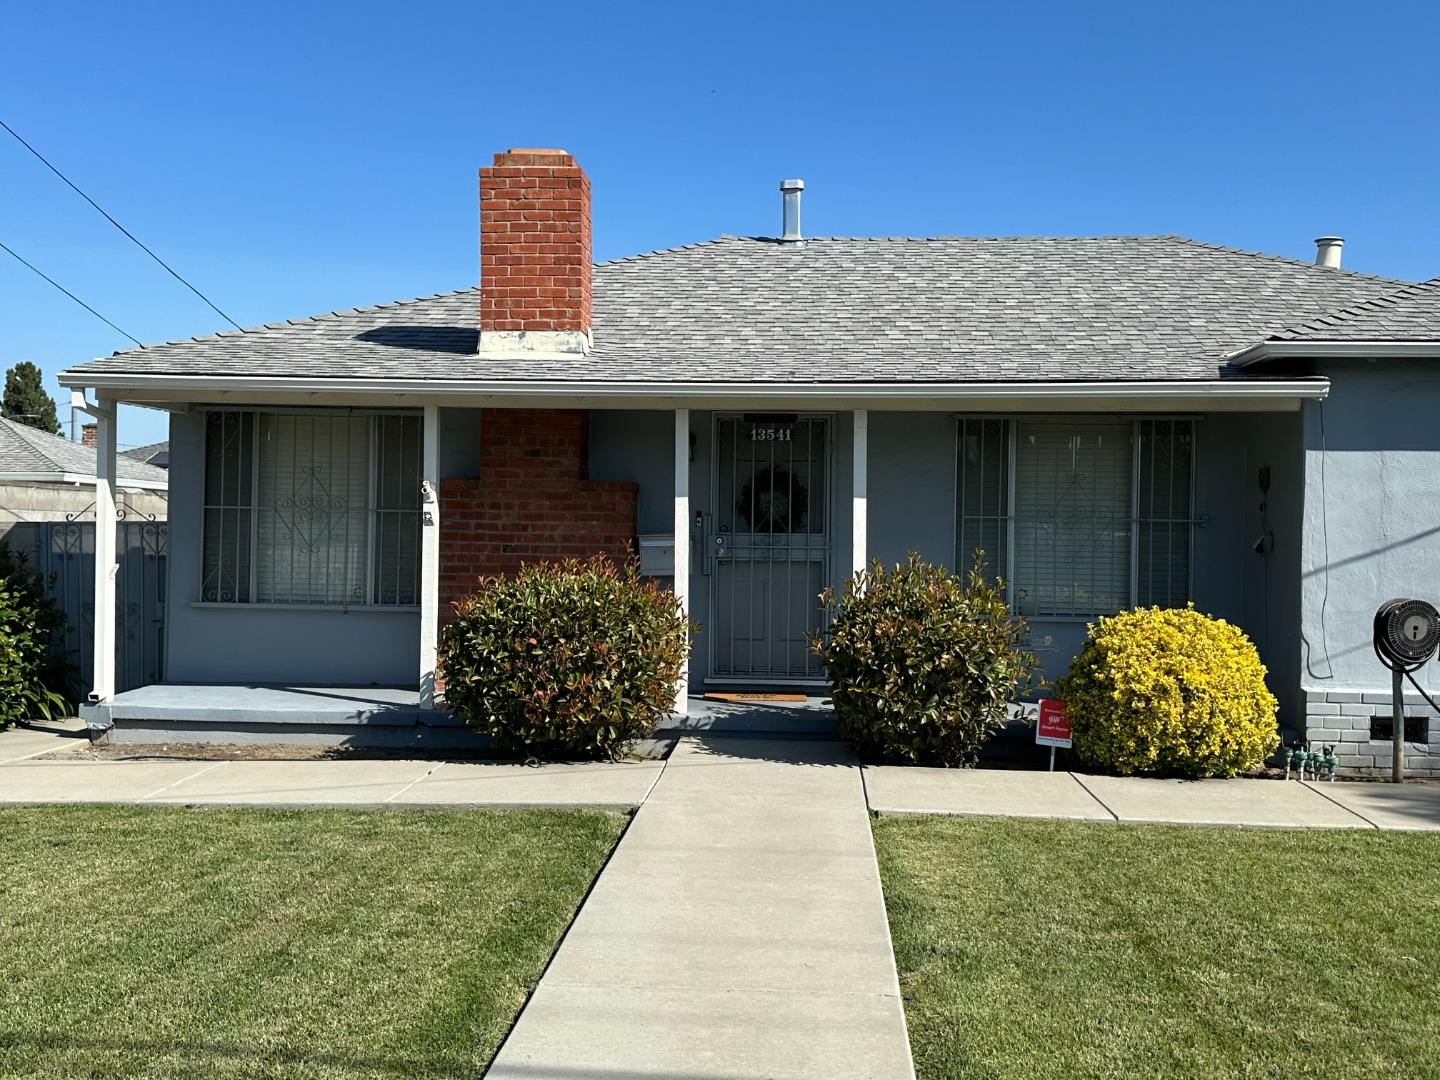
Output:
[
  {"left": 0, "top": 417, "right": 169, "bottom": 488},
  {"left": 122, "top": 440, "right": 170, "bottom": 469},
  {"left": 60, "top": 234, "right": 1409, "bottom": 386},
  {"left": 1263, "top": 278, "right": 1440, "bottom": 342}
]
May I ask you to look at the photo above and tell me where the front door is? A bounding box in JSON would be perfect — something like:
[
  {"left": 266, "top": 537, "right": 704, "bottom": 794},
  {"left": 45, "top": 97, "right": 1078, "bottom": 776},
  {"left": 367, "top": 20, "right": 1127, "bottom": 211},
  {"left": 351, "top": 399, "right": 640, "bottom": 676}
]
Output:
[{"left": 709, "top": 415, "right": 830, "bottom": 682}]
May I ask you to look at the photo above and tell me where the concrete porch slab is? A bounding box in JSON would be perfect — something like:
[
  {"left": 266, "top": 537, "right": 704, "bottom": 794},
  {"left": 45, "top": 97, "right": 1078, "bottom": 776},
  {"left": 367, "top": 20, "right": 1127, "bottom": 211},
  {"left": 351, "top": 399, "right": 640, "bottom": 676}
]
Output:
[
  {"left": 1304, "top": 781, "right": 1440, "bottom": 830},
  {"left": 865, "top": 764, "right": 1114, "bottom": 820},
  {"left": 83, "top": 684, "right": 431, "bottom": 729},
  {"left": 663, "top": 696, "right": 837, "bottom": 735},
  {"left": 1077, "top": 774, "right": 1374, "bottom": 828},
  {"left": 140, "top": 759, "right": 437, "bottom": 806}
]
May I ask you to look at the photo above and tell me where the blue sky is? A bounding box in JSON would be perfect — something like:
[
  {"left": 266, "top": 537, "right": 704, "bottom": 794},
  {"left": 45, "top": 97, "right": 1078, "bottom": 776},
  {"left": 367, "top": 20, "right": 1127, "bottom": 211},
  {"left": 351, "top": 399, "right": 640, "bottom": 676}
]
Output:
[{"left": 2, "top": 0, "right": 1436, "bottom": 447}]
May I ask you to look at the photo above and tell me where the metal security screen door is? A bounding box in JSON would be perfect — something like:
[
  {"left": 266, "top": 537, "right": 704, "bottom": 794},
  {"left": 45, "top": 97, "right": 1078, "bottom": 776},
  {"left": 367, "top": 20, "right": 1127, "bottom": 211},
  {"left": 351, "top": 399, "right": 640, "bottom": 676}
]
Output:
[{"left": 710, "top": 415, "right": 830, "bottom": 681}]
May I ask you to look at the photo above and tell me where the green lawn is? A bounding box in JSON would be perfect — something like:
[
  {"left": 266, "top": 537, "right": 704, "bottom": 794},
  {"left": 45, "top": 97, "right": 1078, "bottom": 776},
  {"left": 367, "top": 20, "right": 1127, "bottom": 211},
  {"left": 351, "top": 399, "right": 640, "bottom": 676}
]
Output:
[
  {"left": 0, "top": 805, "right": 625, "bottom": 1079},
  {"left": 875, "top": 817, "right": 1440, "bottom": 1080}
]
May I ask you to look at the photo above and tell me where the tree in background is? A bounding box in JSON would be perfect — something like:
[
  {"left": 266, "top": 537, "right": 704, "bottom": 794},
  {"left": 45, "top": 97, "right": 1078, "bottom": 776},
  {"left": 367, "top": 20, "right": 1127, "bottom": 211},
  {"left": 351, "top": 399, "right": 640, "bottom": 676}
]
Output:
[{"left": 2, "top": 362, "right": 61, "bottom": 435}]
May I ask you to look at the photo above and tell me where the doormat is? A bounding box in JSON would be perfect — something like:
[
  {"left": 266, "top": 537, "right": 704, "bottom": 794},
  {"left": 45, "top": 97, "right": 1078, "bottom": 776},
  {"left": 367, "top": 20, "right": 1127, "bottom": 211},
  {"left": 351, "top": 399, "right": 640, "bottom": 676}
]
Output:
[{"left": 703, "top": 692, "right": 809, "bottom": 703}]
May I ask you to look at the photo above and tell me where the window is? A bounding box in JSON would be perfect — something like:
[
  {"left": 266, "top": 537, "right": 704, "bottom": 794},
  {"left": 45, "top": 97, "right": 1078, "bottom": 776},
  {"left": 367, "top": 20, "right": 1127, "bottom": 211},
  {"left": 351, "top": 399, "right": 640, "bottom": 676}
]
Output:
[
  {"left": 956, "top": 417, "right": 1195, "bottom": 617},
  {"left": 201, "top": 410, "right": 421, "bottom": 606}
]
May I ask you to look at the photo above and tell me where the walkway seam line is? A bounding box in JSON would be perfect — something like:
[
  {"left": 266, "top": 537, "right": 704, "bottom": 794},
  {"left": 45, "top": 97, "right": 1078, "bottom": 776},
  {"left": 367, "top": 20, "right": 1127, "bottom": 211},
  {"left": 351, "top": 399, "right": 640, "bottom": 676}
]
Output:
[
  {"left": 136, "top": 761, "right": 227, "bottom": 802},
  {"left": 6, "top": 744, "right": 73, "bottom": 764},
  {"left": 635, "top": 742, "right": 672, "bottom": 807},
  {"left": 1068, "top": 772, "right": 1120, "bottom": 821},
  {"left": 1300, "top": 780, "right": 1381, "bottom": 829},
  {"left": 384, "top": 762, "right": 444, "bottom": 804}
]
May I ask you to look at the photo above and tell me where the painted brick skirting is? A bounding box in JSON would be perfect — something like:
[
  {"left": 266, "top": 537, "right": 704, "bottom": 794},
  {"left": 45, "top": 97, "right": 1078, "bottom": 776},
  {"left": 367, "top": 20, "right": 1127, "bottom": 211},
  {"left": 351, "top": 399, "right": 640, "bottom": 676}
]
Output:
[
  {"left": 439, "top": 409, "right": 637, "bottom": 623},
  {"left": 1303, "top": 687, "right": 1440, "bottom": 777}
]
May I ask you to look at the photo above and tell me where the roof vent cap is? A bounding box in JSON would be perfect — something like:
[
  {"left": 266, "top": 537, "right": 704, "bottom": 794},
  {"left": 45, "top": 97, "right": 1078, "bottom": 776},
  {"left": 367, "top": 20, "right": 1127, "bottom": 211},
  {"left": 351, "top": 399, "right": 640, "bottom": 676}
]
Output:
[
  {"left": 779, "top": 179, "right": 804, "bottom": 243},
  {"left": 1314, "top": 236, "right": 1344, "bottom": 269}
]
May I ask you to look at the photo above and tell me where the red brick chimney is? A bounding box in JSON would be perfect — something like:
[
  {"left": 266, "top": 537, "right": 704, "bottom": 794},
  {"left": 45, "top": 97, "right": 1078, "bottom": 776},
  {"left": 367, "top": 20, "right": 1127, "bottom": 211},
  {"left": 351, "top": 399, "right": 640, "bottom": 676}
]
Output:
[
  {"left": 81, "top": 423, "right": 97, "bottom": 447},
  {"left": 479, "top": 148, "right": 592, "bottom": 355}
]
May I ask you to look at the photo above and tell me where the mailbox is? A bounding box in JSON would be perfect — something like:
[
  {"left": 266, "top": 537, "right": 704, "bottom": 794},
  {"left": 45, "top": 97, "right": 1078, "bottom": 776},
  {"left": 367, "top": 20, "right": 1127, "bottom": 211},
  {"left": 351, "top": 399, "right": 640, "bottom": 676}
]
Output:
[{"left": 637, "top": 534, "right": 676, "bottom": 576}]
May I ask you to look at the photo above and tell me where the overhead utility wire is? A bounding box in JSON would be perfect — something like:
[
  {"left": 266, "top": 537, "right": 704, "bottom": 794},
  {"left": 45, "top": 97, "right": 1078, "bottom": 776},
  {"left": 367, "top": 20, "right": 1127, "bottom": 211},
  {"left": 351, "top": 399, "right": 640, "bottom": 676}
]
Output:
[
  {"left": 0, "top": 118, "right": 243, "bottom": 332},
  {"left": 0, "top": 239, "right": 143, "bottom": 346}
]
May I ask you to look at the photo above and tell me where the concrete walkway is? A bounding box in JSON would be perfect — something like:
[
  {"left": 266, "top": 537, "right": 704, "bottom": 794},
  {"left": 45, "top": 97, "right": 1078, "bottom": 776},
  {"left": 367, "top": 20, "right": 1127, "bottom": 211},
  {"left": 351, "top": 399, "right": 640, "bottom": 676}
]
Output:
[
  {"left": 864, "top": 763, "right": 1440, "bottom": 830},
  {"left": 487, "top": 737, "right": 916, "bottom": 1080}
]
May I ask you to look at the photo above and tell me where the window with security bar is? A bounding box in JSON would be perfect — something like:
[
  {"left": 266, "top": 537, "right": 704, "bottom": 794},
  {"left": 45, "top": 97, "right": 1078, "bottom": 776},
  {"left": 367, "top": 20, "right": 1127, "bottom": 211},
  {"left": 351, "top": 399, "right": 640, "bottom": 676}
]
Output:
[
  {"left": 955, "top": 417, "right": 1196, "bottom": 617},
  {"left": 201, "top": 410, "right": 422, "bottom": 606}
]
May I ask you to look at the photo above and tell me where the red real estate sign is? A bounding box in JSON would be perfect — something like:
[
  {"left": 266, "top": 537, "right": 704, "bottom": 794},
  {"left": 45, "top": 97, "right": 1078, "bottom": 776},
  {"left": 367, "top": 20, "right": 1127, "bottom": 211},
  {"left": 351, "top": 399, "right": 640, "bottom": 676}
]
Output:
[{"left": 1035, "top": 699, "right": 1073, "bottom": 749}]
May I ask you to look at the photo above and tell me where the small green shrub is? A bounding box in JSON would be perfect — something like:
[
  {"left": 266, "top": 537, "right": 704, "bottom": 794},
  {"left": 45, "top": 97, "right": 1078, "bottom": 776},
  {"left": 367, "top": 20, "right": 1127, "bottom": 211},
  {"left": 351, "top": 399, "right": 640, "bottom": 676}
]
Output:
[
  {"left": 439, "top": 555, "right": 692, "bottom": 759},
  {"left": 0, "top": 544, "right": 72, "bottom": 730},
  {"left": 815, "top": 553, "right": 1036, "bottom": 766},
  {"left": 1056, "top": 605, "right": 1279, "bottom": 778}
]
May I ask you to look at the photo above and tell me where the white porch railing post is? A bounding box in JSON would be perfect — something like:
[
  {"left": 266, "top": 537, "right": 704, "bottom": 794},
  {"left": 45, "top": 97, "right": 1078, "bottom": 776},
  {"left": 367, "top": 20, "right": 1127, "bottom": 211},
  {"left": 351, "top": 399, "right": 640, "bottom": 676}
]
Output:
[
  {"left": 852, "top": 409, "right": 868, "bottom": 580},
  {"left": 673, "top": 408, "right": 690, "bottom": 716},
  {"left": 418, "top": 404, "right": 440, "bottom": 709},
  {"left": 91, "top": 394, "right": 118, "bottom": 703}
]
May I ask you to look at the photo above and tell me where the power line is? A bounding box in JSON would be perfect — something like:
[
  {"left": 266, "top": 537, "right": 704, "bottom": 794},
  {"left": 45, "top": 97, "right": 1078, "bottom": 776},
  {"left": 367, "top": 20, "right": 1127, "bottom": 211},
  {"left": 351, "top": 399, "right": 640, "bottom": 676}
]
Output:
[
  {"left": 0, "top": 239, "right": 143, "bottom": 346},
  {"left": 1, "top": 118, "right": 243, "bottom": 332}
]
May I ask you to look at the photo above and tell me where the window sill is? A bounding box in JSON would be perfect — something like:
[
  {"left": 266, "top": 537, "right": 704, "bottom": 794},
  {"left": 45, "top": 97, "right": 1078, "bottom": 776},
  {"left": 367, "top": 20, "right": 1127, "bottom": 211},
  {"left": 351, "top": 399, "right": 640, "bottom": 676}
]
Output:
[{"left": 190, "top": 602, "right": 420, "bottom": 614}]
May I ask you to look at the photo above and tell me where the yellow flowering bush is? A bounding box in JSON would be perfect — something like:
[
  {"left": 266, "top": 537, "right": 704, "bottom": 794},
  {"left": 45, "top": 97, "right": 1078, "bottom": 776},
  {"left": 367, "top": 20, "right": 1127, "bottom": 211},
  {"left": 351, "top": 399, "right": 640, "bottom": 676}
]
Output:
[{"left": 1056, "top": 605, "right": 1278, "bottom": 778}]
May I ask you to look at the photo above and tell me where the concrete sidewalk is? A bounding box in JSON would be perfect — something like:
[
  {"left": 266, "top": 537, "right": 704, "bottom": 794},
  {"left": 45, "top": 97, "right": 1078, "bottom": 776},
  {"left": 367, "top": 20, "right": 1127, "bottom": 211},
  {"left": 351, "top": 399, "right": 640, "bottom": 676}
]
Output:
[
  {"left": 0, "top": 723, "right": 664, "bottom": 810},
  {"left": 0, "top": 719, "right": 89, "bottom": 764},
  {"left": 487, "top": 737, "right": 916, "bottom": 1080},
  {"left": 864, "top": 764, "right": 1440, "bottom": 830}
]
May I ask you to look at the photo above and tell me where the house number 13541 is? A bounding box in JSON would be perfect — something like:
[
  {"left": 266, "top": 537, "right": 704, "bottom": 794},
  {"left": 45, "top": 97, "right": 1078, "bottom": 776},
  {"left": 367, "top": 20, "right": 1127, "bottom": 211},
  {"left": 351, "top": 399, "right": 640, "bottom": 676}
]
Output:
[{"left": 750, "top": 427, "right": 792, "bottom": 442}]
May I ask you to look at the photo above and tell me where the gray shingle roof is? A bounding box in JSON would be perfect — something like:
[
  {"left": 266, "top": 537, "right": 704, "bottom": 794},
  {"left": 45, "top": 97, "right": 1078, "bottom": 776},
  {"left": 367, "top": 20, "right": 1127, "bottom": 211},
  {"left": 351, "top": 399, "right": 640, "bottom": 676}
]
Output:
[
  {"left": 61, "top": 234, "right": 1410, "bottom": 385},
  {"left": 121, "top": 440, "right": 170, "bottom": 468},
  {"left": 0, "top": 418, "right": 169, "bottom": 486},
  {"left": 1265, "top": 278, "right": 1440, "bottom": 342}
]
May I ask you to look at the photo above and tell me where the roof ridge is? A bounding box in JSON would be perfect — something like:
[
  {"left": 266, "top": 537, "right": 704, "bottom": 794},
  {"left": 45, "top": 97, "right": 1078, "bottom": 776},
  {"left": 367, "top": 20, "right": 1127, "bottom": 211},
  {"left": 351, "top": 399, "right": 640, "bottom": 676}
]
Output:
[
  {"left": 1158, "top": 235, "right": 1406, "bottom": 284},
  {"left": 593, "top": 235, "right": 741, "bottom": 267},
  {"left": 714, "top": 233, "right": 1181, "bottom": 243},
  {"left": 1267, "top": 277, "right": 1440, "bottom": 339}
]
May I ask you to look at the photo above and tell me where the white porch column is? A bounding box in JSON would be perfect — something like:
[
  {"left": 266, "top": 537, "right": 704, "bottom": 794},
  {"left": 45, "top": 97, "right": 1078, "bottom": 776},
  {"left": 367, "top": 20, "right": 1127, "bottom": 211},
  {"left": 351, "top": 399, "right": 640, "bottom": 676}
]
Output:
[
  {"left": 673, "top": 408, "right": 690, "bottom": 716},
  {"left": 91, "top": 395, "right": 118, "bottom": 703},
  {"left": 852, "top": 408, "right": 868, "bottom": 579},
  {"left": 418, "top": 404, "right": 441, "bottom": 709}
]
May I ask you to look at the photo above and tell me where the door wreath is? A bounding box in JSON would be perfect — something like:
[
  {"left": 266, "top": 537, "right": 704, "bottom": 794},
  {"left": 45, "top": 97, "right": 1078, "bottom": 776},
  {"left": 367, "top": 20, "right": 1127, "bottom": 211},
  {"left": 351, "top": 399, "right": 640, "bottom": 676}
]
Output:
[{"left": 738, "top": 466, "right": 808, "bottom": 533}]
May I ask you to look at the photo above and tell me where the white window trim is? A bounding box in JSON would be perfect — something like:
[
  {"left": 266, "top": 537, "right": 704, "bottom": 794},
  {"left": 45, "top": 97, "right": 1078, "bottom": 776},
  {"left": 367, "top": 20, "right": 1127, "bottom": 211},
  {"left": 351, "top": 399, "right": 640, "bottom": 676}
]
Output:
[
  {"left": 199, "top": 406, "right": 423, "bottom": 608},
  {"left": 955, "top": 414, "right": 1200, "bottom": 619}
]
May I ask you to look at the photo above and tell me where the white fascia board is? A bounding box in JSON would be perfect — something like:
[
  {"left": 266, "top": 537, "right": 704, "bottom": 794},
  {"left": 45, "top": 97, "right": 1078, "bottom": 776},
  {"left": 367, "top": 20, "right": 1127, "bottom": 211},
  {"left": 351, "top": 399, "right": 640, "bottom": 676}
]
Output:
[
  {"left": 1229, "top": 340, "right": 1440, "bottom": 366},
  {"left": 58, "top": 371, "right": 1331, "bottom": 406},
  {"left": 0, "top": 471, "right": 168, "bottom": 491}
]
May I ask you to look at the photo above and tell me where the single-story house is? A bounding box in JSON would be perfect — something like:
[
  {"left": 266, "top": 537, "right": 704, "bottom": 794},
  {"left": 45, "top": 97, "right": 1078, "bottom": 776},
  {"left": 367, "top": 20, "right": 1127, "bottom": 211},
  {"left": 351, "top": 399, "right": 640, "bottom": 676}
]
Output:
[{"left": 59, "top": 149, "right": 1440, "bottom": 773}]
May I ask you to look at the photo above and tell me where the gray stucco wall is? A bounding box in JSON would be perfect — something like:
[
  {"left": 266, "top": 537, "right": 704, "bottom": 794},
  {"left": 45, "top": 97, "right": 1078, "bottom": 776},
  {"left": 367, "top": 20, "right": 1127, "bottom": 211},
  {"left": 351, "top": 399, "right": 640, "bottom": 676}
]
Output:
[
  {"left": 1297, "top": 361, "right": 1440, "bottom": 774},
  {"left": 164, "top": 410, "right": 420, "bottom": 686},
  {"left": 1234, "top": 411, "right": 1304, "bottom": 735},
  {"left": 590, "top": 409, "right": 1289, "bottom": 703}
]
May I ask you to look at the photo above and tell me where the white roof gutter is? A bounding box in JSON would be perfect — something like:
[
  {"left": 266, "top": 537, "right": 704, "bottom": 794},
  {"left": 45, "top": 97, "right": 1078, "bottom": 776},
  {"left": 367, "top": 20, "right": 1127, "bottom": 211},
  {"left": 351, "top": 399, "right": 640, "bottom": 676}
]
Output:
[
  {"left": 1229, "top": 340, "right": 1440, "bottom": 367},
  {"left": 0, "top": 471, "right": 168, "bottom": 491},
  {"left": 57, "top": 371, "right": 1330, "bottom": 403}
]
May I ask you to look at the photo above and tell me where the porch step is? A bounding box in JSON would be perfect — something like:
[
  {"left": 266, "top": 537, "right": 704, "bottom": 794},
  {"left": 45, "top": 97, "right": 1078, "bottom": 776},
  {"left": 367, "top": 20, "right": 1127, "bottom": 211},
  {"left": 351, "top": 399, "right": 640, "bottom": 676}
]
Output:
[
  {"left": 80, "top": 684, "right": 490, "bottom": 749},
  {"left": 662, "top": 696, "right": 837, "bottom": 736}
]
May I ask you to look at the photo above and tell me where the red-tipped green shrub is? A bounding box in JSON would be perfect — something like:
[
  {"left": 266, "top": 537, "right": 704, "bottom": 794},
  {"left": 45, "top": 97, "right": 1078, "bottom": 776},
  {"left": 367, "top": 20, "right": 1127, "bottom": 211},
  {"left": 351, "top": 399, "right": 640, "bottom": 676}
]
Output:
[
  {"left": 439, "top": 556, "right": 691, "bottom": 759},
  {"left": 815, "top": 553, "right": 1035, "bottom": 766}
]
